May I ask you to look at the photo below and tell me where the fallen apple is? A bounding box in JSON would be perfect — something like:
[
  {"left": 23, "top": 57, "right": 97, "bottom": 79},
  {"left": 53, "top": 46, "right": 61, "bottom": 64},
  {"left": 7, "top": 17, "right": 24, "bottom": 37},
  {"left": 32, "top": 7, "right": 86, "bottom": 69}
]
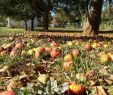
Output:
[
  {"left": 85, "top": 43, "right": 92, "bottom": 51},
  {"left": 71, "top": 49, "right": 80, "bottom": 58},
  {"left": 64, "top": 54, "right": 73, "bottom": 62},
  {"left": 100, "top": 53, "right": 110, "bottom": 64},
  {"left": 0, "top": 91, "right": 16, "bottom": 95},
  {"left": 50, "top": 49, "right": 60, "bottom": 58},
  {"left": 68, "top": 82, "right": 86, "bottom": 95},
  {"left": 63, "top": 61, "right": 73, "bottom": 70}
]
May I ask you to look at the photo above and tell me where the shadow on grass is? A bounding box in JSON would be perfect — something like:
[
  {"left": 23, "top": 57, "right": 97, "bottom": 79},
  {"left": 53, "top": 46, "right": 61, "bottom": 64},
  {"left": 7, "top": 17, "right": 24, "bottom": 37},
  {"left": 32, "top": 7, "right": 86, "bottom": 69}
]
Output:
[{"left": 36, "top": 29, "right": 113, "bottom": 34}]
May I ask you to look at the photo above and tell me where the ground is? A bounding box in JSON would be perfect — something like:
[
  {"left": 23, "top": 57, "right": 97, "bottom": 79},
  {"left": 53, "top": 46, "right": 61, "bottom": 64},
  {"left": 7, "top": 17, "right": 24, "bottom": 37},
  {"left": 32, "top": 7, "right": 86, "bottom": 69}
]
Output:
[{"left": 0, "top": 27, "right": 113, "bottom": 95}]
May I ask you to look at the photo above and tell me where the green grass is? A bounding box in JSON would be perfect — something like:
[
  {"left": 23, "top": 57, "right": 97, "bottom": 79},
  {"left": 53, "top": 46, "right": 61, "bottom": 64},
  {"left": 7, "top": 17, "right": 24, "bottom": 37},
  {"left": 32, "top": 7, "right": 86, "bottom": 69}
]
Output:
[
  {"left": 0, "top": 27, "right": 25, "bottom": 34},
  {"left": 0, "top": 27, "right": 113, "bottom": 37}
]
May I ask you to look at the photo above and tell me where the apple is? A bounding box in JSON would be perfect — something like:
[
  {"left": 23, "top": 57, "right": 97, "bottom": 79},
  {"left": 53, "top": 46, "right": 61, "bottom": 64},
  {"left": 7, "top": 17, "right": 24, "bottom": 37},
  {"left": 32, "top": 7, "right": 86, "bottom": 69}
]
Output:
[
  {"left": 71, "top": 49, "right": 80, "bottom": 58},
  {"left": 50, "top": 49, "right": 60, "bottom": 58},
  {"left": 85, "top": 43, "right": 92, "bottom": 50},
  {"left": 63, "top": 61, "right": 73, "bottom": 70},
  {"left": 100, "top": 53, "right": 109, "bottom": 64},
  {"left": 0, "top": 91, "right": 16, "bottom": 95},
  {"left": 68, "top": 82, "right": 86, "bottom": 95},
  {"left": 64, "top": 54, "right": 73, "bottom": 62}
]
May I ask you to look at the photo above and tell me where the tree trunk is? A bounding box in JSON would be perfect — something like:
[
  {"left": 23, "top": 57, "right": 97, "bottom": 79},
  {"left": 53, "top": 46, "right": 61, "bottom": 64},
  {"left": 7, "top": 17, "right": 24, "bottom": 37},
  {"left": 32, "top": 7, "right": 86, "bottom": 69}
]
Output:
[
  {"left": 43, "top": 10, "right": 49, "bottom": 31},
  {"left": 24, "top": 20, "right": 27, "bottom": 30},
  {"left": 31, "top": 0, "right": 38, "bottom": 16},
  {"left": 31, "top": 15, "right": 35, "bottom": 31},
  {"left": 43, "top": 0, "right": 51, "bottom": 31},
  {"left": 83, "top": 0, "right": 103, "bottom": 35}
]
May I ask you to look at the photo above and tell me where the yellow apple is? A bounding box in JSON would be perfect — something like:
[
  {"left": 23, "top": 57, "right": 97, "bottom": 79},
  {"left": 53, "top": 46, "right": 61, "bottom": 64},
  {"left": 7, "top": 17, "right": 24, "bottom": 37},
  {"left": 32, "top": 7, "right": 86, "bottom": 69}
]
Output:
[
  {"left": 64, "top": 54, "right": 73, "bottom": 62},
  {"left": 67, "top": 41, "right": 73, "bottom": 46},
  {"left": 71, "top": 49, "right": 80, "bottom": 58},
  {"left": 92, "top": 42, "right": 98, "bottom": 48},
  {"left": 100, "top": 53, "right": 109, "bottom": 64}
]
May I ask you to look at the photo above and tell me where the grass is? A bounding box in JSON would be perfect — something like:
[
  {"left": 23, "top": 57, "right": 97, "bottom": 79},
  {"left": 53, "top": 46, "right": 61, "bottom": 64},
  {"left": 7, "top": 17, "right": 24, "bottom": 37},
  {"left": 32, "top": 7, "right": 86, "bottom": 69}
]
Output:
[
  {"left": 0, "top": 27, "right": 113, "bottom": 37},
  {"left": 0, "top": 27, "right": 25, "bottom": 34},
  {"left": 0, "top": 37, "right": 112, "bottom": 94}
]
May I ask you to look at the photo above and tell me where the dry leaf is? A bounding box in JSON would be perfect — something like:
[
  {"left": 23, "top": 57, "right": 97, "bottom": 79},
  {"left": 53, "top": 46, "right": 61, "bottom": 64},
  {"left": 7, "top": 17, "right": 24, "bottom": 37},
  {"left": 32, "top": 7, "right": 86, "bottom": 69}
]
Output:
[{"left": 93, "top": 86, "right": 107, "bottom": 95}]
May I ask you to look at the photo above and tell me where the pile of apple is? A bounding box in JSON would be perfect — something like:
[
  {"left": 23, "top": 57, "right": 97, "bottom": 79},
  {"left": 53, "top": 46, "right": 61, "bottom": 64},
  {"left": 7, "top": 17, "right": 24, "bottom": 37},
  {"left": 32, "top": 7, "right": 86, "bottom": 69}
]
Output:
[{"left": 0, "top": 36, "right": 113, "bottom": 95}]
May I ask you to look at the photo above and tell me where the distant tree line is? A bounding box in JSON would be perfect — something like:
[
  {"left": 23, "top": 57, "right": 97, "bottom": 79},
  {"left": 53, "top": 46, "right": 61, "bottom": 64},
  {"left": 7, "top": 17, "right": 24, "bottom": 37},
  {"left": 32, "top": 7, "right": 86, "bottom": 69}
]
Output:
[{"left": 0, "top": 0, "right": 112, "bottom": 35}]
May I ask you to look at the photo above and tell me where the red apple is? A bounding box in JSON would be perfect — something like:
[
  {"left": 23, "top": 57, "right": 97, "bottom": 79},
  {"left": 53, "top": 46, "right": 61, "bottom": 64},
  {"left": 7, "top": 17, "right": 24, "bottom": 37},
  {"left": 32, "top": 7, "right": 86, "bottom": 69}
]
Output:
[
  {"left": 50, "top": 50, "right": 60, "bottom": 58},
  {"left": 0, "top": 91, "right": 16, "bottom": 95},
  {"left": 85, "top": 43, "right": 92, "bottom": 50},
  {"left": 68, "top": 82, "right": 86, "bottom": 95}
]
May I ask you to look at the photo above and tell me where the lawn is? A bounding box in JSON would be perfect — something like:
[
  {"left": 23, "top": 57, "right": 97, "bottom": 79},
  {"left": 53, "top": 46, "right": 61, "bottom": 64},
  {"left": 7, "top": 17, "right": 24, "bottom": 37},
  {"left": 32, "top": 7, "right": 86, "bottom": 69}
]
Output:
[
  {"left": 0, "top": 27, "right": 25, "bottom": 34},
  {"left": 0, "top": 27, "right": 113, "bottom": 37}
]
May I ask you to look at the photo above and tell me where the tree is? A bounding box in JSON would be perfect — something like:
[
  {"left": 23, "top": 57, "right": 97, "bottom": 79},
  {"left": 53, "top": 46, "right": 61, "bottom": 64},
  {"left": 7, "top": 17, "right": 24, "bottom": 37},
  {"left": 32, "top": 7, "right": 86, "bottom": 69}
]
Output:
[
  {"left": 0, "top": 0, "right": 16, "bottom": 17},
  {"left": 0, "top": 0, "right": 36, "bottom": 31},
  {"left": 31, "top": 0, "right": 53, "bottom": 31},
  {"left": 54, "top": 0, "right": 82, "bottom": 27},
  {"left": 55, "top": 8, "right": 69, "bottom": 27},
  {"left": 83, "top": 0, "right": 103, "bottom": 35},
  {"left": 43, "top": 0, "right": 52, "bottom": 31},
  {"left": 11, "top": 0, "right": 36, "bottom": 31}
]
